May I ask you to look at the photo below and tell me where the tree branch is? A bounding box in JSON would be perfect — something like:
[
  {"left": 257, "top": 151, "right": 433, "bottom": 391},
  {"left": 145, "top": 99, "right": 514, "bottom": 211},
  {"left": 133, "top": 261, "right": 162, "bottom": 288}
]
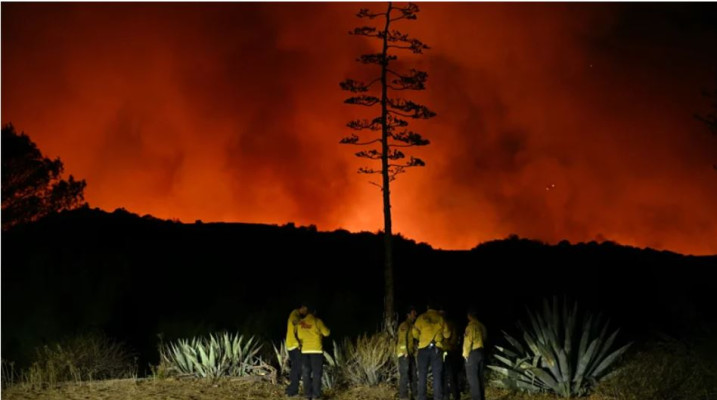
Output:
[
  {"left": 345, "top": 95, "right": 380, "bottom": 107},
  {"left": 340, "top": 78, "right": 381, "bottom": 92},
  {"left": 347, "top": 118, "right": 383, "bottom": 131},
  {"left": 349, "top": 26, "right": 380, "bottom": 37},
  {"left": 386, "top": 109, "right": 414, "bottom": 118},
  {"left": 357, "top": 8, "right": 387, "bottom": 19},
  {"left": 391, "top": 130, "right": 430, "bottom": 146},
  {"left": 357, "top": 53, "right": 397, "bottom": 65},
  {"left": 390, "top": 69, "right": 428, "bottom": 90},
  {"left": 358, "top": 167, "right": 382, "bottom": 174},
  {"left": 388, "top": 156, "right": 425, "bottom": 168},
  {"left": 356, "top": 150, "right": 382, "bottom": 160},
  {"left": 340, "top": 134, "right": 382, "bottom": 146},
  {"left": 384, "top": 30, "right": 430, "bottom": 53},
  {"left": 388, "top": 2, "right": 419, "bottom": 21},
  {"left": 368, "top": 180, "right": 383, "bottom": 189},
  {"left": 387, "top": 98, "right": 436, "bottom": 119},
  {"left": 387, "top": 149, "right": 405, "bottom": 160},
  {"left": 385, "top": 114, "right": 409, "bottom": 128}
]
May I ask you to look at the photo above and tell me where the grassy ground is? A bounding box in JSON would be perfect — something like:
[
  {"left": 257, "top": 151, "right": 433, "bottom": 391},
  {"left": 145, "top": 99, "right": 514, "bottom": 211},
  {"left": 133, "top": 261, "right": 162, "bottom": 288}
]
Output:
[{"left": 2, "top": 379, "right": 615, "bottom": 400}]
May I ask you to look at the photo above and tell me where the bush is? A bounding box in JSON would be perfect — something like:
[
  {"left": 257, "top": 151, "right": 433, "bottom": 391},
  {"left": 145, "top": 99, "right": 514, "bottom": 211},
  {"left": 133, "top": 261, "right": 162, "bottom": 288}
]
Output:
[
  {"left": 21, "top": 332, "right": 136, "bottom": 387},
  {"left": 160, "top": 332, "right": 274, "bottom": 379},
  {"left": 489, "top": 297, "right": 631, "bottom": 397},
  {"left": 595, "top": 333, "right": 717, "bottom": 400},
  {"left": 342, "top": 332, "right": 397, "bottom": 387}
]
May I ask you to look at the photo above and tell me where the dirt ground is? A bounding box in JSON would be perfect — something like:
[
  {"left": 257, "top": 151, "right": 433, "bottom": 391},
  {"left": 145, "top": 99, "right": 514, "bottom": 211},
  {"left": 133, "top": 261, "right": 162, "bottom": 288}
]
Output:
[{"left": 2, "top": 379, "right": 610, "bottom": 400}]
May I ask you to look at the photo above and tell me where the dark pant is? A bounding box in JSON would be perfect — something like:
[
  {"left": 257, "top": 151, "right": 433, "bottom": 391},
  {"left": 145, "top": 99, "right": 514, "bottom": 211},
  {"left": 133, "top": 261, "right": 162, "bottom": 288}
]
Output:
[
  {"left": 465, "top": 349, "right": 485, "bottom": 400},
  {"left": 302, "top": 353, "right": 324, "bottom": 399},
  {"left": 398, "top": 354, "right": 417, "bottom": 399},
  {"left": 443, "top": 352, "right": 460, "bottom": 400},
  {"left": 286, "top": 348, "right": 303, "bottom": 396},
  {"left": 417, "top": 346, "right": 443, "bottom": 400}
]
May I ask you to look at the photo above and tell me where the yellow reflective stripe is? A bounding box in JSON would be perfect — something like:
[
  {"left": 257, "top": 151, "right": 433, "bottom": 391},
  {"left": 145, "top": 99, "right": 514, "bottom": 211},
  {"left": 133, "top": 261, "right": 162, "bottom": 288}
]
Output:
[{"left": 301, "top": 350, "right": 323, "bottom": 354}]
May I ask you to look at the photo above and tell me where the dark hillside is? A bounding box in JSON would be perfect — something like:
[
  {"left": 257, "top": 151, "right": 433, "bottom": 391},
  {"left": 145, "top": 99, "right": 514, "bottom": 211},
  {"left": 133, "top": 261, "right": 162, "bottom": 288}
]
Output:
[{"left": 3, "top": 207, "right": 715, "bottom": 370}]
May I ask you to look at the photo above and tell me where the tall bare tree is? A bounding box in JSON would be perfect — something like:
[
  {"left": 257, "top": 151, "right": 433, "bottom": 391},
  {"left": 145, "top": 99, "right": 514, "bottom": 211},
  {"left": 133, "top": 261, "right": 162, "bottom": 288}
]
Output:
[{"left": 340, "top": 2, "right": 435, "bottom": 330}]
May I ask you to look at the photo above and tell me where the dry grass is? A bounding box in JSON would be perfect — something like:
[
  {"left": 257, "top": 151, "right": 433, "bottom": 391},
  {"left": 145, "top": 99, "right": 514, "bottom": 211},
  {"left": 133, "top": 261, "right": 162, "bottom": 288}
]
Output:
[
  {"left": 2, "top": 378, "right": 621, "bottom": 400},
  {"left": 594, "top": 336, "right": 717, "bottom": 400},
  {"left": 19, "top": 332, "right": 137, "bottom": 387},
  {"left": 2, "top": 377, "right": 283, "bottom": 400},
  {"left": 341, "top": 333, "right": 397, "bottom": 387}
]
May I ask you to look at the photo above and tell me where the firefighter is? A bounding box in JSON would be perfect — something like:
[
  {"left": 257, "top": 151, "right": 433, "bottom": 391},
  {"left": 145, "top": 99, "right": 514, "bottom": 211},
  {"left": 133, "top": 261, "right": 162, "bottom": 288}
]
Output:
[
  {"left": 439, "top": 309, "right": 460, "bottom": 400},
  {"left": 412, "top": 302, "right": 451, "bottom": 400},
  {"left": 296, "top": 308, "right": 330, "bottom": 400},
  {"left": 463, "top": 308, "right": 487, "bottom": 400},
  {"left": 285, "top": 303, "right": 309, "bottom": 396},
  {"left": 397, "top": 306, "right": 418, "bottom": 399}
]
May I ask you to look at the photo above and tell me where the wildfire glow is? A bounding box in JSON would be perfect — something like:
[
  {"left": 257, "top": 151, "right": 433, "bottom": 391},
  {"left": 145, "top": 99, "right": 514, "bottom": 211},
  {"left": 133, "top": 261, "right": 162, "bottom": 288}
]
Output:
[{"left": 2, "top": 3, "right": 716, "bottom": 254}]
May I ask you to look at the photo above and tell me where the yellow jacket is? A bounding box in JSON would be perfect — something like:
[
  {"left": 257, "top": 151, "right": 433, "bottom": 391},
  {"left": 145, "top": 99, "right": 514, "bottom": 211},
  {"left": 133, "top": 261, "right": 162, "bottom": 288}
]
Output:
[
  {"left": 412, "top": 309, "right": 451, "bottom": 349},
  {"left": 296, "top": 313, "right": 330, "bottom": 354},
  {"left": 442, "top": 319, "right": 459, "bottom": 352},
  {"left": 285, "top": 309, "right": 303, "bottom": 351},
  {"left": 462, "top": 317, "right": 487, "bottom": 359},
  {"left": 396, "top": 319, "right": 416, "bottom": 357}
]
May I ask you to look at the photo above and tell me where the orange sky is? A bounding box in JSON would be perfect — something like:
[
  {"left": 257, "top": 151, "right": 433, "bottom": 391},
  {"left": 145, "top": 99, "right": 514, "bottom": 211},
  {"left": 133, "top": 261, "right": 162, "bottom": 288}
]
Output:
[{"left": 3, "top": 3, "right": 717, "bottom": 255}]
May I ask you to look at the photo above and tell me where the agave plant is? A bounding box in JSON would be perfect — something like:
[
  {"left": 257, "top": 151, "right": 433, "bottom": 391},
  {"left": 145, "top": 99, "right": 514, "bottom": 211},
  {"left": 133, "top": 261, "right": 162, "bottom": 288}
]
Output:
[
  {"left": 161, "top": 333, "right": 264, "bottom": 379},
  {"left": 273, "top": 340, "right": 290, "bottom": 380},
  {"left": 323, "top": 340, "right": 346, "bottom": 390},
  {"left": 489, "top": 297, "right": 631, "bottom": 397}
]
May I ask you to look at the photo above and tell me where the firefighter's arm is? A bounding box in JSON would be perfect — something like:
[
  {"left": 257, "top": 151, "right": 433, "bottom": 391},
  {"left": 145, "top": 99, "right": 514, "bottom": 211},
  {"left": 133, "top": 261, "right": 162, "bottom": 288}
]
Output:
[
  {"left": 462, "top": 325, "right": 473, "bottom": 359},
  {"left": 287, "top": 311, "right": 297, "bottom": 333},
  {"left": 396, "top": 323, "right": 406, "bottom": 349},
  {"left": 319, "top": 319, "right": 331, "bottom": 337},
  {"left": 411, "top": 319, "right": 421, "bottom": 340}
]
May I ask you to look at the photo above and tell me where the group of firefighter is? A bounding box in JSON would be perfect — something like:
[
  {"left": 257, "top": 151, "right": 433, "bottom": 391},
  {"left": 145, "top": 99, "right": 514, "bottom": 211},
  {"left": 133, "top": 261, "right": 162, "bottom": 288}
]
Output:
[{"left": 284, "top": 302, "right": 487, "bottom": 400}]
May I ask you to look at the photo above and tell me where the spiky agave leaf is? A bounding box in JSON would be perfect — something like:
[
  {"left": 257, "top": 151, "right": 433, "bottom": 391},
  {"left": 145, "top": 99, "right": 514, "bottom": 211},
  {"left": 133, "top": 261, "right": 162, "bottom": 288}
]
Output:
[
  {"left": 490, "top": 298, "right": 631, "bottom": 397},
  {"left": 503, "top": 331, "right": 525, "bottom": 354},
  {"left": 590, "top": 342, "right": 632, "bottom": 378}
]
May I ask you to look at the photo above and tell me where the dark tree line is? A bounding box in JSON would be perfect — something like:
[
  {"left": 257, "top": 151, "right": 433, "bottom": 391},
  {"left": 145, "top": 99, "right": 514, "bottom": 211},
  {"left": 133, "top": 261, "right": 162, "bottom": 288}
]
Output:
[{"left": 2, "top": 124, "right": 86, "bottom": 230}]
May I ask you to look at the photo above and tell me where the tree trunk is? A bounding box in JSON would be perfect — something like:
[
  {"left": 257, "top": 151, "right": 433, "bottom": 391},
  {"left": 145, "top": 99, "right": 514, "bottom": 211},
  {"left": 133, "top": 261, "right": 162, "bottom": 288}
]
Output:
[{"left": 380, "top": 2, "right": 395, "bottom": 333}]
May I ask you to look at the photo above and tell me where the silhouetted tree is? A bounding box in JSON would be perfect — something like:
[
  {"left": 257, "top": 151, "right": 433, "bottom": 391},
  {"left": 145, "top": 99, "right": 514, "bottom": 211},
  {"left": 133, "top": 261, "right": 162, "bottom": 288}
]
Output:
[
  {"left": 340, "top": 2, "right": 435, "bottom": 330},
  {"left": 2, "top": 123, "right": 86, "bottom": 230}
]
